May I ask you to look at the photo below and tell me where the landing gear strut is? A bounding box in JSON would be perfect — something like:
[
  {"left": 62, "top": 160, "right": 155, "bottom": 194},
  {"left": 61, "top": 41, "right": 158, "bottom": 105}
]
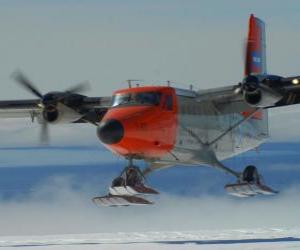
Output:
[
  {"left": 111, "top": 166, "right": 144, "bottom": 188},
  {"left": 242, "top": 165, "right": 260, "bottom": 183},
  {"left": 92, "top": 160, "right": 159, "bottom": 207}
]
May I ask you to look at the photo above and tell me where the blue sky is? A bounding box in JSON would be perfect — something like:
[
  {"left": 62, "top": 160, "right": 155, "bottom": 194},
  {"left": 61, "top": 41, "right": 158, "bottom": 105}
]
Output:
[
  {"left": 0, "top": 0, "right": 300, "bottom": 98},
  {"left": 0, "top": 0, "right": 300, "bottom": 236}
]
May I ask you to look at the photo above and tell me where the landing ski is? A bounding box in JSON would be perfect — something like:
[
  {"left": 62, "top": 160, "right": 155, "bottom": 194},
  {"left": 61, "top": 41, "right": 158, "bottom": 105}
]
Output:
[
  {"left": 109, "top": 185, "right": 159, "bottom": 196},
  {"left": 225, "top": 182, "right": 278, "bottom": 197},
  {"left": 92, "top": 195, "right": 153, "bottom": 207}
]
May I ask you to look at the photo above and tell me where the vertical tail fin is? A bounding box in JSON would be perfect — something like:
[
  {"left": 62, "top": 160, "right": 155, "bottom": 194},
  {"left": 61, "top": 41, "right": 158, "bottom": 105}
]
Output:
[{"left": 244, "top": 14, "right": 267, "bottom": 76}]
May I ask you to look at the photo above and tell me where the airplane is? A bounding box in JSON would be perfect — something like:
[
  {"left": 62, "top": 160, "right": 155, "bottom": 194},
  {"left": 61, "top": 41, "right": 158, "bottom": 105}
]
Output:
[{"left": 0, "top": 14, "right": 299, "bottom": 206}]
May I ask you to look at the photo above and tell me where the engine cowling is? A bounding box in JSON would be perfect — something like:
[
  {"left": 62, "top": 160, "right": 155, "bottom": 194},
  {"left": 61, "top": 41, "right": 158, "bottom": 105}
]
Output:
[
  {"left": 242, "top": 76, "right": 282, "bottom": 107},
  {"left": 40, "top": 103, "right": 82, "bottom": 124}
]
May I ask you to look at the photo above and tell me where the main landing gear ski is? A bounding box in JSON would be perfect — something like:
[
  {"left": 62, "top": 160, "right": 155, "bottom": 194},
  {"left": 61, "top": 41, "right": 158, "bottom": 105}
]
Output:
[
  {"left": 93, "top": 161, "right": 159, "bottom": 207},
  {"left": 225, "top": 165, "right": 278, "bottom": 197}
]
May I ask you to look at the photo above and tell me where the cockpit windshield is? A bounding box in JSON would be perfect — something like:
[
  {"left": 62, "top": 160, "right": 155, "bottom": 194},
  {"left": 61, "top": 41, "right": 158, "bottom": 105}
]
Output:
[{"left": 112, "top": 91, "right": 161, "bottom": 107}]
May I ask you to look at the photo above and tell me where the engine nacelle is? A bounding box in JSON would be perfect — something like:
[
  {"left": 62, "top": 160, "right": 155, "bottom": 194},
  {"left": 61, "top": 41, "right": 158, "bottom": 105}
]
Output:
[
  {"left": 39, "top": 103, "right": 82, "bottom": 124},
  {"left": 243, "top": 85, "right": 282, "bottom": 108}
]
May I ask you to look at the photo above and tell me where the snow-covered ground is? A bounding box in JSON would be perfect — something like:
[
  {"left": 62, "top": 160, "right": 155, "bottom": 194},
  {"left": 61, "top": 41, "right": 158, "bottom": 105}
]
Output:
[{"left": 1, "top": 228, "right": 300, "bottom": 250}]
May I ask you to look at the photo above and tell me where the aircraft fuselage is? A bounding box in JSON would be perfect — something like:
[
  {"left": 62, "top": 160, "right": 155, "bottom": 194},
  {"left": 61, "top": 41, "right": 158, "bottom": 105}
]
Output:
[{"left": 97, "top": 86, "right": 269, "bottom": 167}]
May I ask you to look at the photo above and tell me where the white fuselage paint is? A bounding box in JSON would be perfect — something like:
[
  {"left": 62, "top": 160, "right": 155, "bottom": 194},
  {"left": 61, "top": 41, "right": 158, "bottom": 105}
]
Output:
[{"left": 159, "top": 92, "right": 269, "bottom": 166}]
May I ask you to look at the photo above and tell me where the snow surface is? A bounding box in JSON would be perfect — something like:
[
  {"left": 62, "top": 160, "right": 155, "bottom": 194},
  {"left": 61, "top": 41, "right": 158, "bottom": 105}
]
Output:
[{"left": 1, "top": 228, "right": 300, "bottom": 250}]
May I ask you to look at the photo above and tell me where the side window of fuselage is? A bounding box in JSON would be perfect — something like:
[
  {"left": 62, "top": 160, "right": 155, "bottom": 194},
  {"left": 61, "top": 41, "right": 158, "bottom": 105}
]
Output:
[{"left": 163, "top": 94, "right": 173, "bottom": 111}]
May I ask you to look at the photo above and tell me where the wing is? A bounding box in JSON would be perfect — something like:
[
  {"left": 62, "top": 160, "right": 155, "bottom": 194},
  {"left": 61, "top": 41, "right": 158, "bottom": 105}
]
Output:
[
  {"left": 195, "top": 75, "right": 300, "bottom": 115},
  {"left": 0, "top": 99, "right": 41, "bottom": 118},
  {"left": 195, "top": 85, "right": 248, "bottom": 114},
  {"left": 0, "top": 96, "right": 112, "bottom": 124},
  {"left": 267, "top": 76, "right": 300, "bottom": 107},
  {"left": 71, "top": 96, "right": 111, "bottom": 124}
]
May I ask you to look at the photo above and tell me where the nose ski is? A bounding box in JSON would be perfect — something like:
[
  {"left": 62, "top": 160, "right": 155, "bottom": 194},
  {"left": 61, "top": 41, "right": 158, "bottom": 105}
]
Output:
[
  {"left": 92, "top": 195, "right": 154, "bottom": 207},
  {"left": 93, "top": 164, "right": 159, "bottom": 207}
]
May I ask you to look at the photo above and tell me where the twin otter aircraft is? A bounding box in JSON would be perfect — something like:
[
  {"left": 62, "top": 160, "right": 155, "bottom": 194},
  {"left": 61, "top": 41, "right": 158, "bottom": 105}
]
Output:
[{"left": 1, "top": 15, "right": 300, "bottom": 206}]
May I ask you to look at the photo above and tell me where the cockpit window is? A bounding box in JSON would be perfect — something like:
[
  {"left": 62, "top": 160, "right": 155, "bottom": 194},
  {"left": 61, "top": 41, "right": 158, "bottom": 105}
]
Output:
[{"left": 112, "top": 92, "right": 161, "bottom": 107}]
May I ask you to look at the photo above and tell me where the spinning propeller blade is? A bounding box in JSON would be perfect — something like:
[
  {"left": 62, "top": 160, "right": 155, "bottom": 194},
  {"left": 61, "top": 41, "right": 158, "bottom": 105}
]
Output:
[
  {"left": 40, "top": 120, "right": 49, "bottom": 145},
  {"left": 12, "top": 71, "right": 43, "bottom": 99},
  {"left": 65, "top": 81, "right": 90, "bottom": 94}
]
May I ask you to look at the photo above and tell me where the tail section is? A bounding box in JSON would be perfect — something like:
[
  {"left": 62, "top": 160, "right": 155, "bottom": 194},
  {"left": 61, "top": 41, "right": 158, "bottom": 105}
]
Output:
[{"left": 244, "top": 14, "right": 267, "bottom": 76}]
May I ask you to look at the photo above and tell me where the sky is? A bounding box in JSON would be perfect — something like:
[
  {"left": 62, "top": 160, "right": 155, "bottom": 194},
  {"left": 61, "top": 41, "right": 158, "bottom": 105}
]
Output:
[
  {"left": 0, "top": 0, "right": 300, "bottom": 141},
  {"left": 0, "top": 0, "right": 300, "bottom": 98},
  {"left": 0, "top": 0, "right": 300, "bottom": 143},
  {"left": 0, "top": 0, "right": 300, "bottom": 237}
]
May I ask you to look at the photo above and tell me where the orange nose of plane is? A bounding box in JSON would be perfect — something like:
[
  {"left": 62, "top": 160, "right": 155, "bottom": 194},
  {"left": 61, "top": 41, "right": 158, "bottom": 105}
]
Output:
[
  {"left": 97, "top": 105, "right": 177, "bottom": 159},
  {"left": 97, "top": 86, "right": 177, "bottom": 159}
]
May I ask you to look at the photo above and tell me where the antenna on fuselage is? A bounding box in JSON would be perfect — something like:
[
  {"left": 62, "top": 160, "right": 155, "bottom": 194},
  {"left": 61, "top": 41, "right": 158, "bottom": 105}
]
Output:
[
  {"left": 127, "top": 79, "right": 143, "bottom": 88},
  {"left": 167, "top": 80, "right": 171, "bottom": 86},
  {"left": 166, "top": 80, "right": 195, "bottom": 90},
  {"left": 166, "top": 80, "right": 177, "bottom": 86}
]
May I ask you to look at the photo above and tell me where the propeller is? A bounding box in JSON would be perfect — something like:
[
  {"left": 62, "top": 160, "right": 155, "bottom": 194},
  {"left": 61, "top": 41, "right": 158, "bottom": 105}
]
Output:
[
  {"left": 12, "top": 71, "right": 43, "bottom": 99},
  {"left": 234, "top": 83, "right": 243, "bottom": 95},
  {"left": 65, "top": 82, "right": 90, "bottom": 94},
  {"left": 12, "top": 71, "right": 89, "bottom": 145},
  {"left": 40, "top": 120, "right": 49, "bottom": 145},
  {"left": 234, "top": 74, "right": 260, "bottom": 95}
]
